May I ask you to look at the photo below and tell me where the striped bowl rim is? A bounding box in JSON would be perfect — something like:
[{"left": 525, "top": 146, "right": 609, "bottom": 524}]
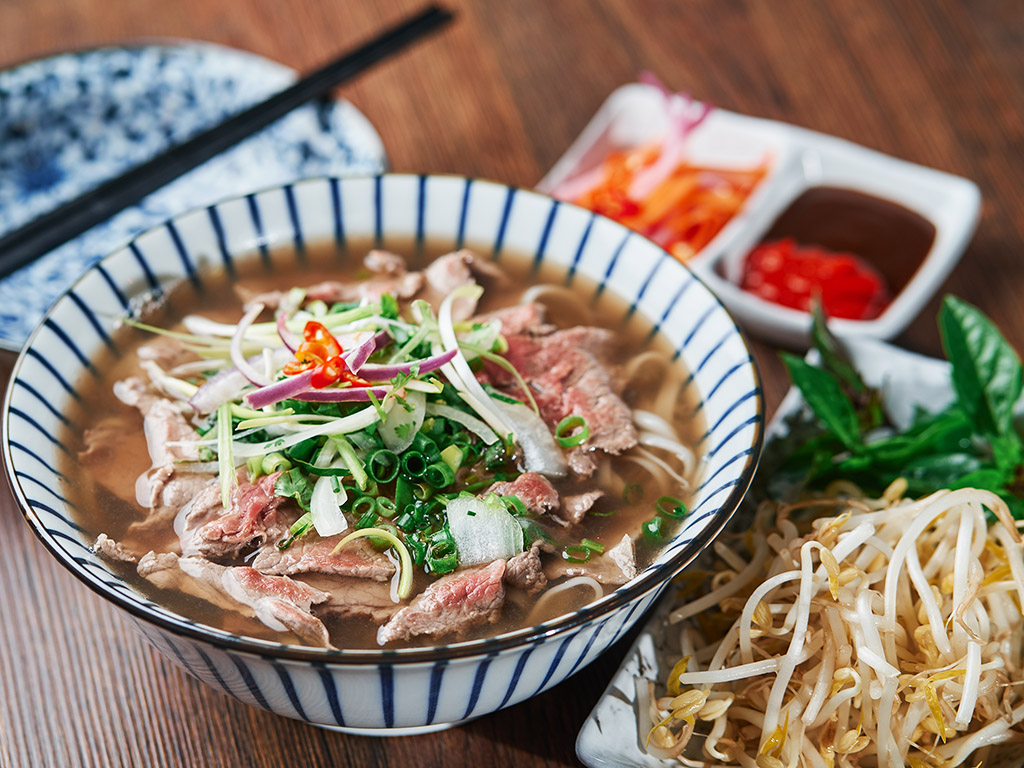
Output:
[{"left": 3, "top": 174, "right": 763, "bottom": 664}]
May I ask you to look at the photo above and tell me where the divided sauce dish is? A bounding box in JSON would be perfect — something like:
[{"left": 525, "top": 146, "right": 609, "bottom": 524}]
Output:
[
  {"left": 3, "top": 174, "right": 763, "bottom": 733},
  {"left": 539, "top": 83, "right": 981, "bottom": 347}
]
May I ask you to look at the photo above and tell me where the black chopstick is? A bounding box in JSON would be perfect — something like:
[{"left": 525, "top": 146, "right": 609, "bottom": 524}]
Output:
[{"left": 0, "top": 4, "right": 454, "bottom": 281}]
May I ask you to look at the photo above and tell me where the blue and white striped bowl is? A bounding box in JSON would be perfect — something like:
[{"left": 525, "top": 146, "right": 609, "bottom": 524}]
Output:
[{"left": 3, "top": 175, "right": 763, "bottom": 733}]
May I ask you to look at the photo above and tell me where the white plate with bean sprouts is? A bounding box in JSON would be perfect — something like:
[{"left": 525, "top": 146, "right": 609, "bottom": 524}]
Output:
[{"left": 577, "top": 337, "right": 1024, "bottom": 768}]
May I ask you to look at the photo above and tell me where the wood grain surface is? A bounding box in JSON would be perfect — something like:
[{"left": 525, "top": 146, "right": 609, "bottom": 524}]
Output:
[{"left": 2, "top": 1, "right": 1023, "bottom": 765}]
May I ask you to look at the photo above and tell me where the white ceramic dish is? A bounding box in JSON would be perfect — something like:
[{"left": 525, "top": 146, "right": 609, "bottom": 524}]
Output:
[
  {"left": 0, "top": 41, "right": 387, "bottom": 351},
  {"left": 575, "top": 336, "right": 951, "bottom": 767},
  {"left": 539, "top": 84, "right": 981, "bottom": 348},
  {"left": 4, "top": 174, "right": 763, "bottom": 734}
]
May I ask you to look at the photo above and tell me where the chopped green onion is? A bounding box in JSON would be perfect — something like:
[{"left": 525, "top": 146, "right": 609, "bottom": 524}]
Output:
[
  {"left": 555, "top": 415, "right": 590, "bottom": 448},
  {"left": 413, "top": 483, "right": 434, "bottom": 501},
  {"left": 376, "top": 497, "right": 398, "bottom": 519},
  {"left": 277, "top": 512, "right": 314, "bottom": 550},
  {"left": 368, "top": 449, "right": 400, "bottom": 483},
  {"left": 440, "top": 444, "right": 464, "bottom": 473},
  {"left": 401, "top": 450, "right": 428, "bottom": 478},
  {"left": 623, "top": 483, "right": 644, "bottom": 504},
  {"left": 499, "top": 495, "right": 529, "bottom": 517},
  {"left": 367, "top": 522, "right": 400, "bottom": 550},
  {"left": 262, "top": 452, "right": 293, "bottom": 475},
  {"left": 350, "top": 496, "right": 376, "bottom": 517},
  {"left": 482, "top": 441, "right": 509, "bottom": 470},
  {"left": 356, "top": 509, "right": 381, "bottom": 530},
  {"left": 406, "top": 533, "right": 428, "bottom": 565},
  {"left": 395, "top": 476, "right": 414, "bottom": 514},
  {"left": 410, "top": 432, "right": 440, "bottom": 461},
  {"left": 306, "top": 299, "right": 329, "bottom": 317},
  {"left": 516, "top": 517, "right": 556, "bottom": 548},
  {"left": 580, "top": 538, "right": 605, "bottom": 554},
  {"left": 656, "top": 496, "right": 689, "bottom": 519},
  {"left": 246, "top": 455, "right": 265, "bottom": 480},
  {"left": 331, "top": 435, "right": 368, "bottom": 491},
  {"left": 380, "top": 292, "right": 400, "bottom": 320},
  {"left": 562, "top": 545, "right": 592, "bottom": 563},
  {"left": 642, "top": 516, "right": 665, "bottom": 542},
  {"left": 331, "top": 527, "right": 414, "bottom": 600},
  {"left": 426, "top": 537, "right": 459, "bottom": 575},
  {"left": 423, "top": 461, "right": 455, "bottom": 488}
]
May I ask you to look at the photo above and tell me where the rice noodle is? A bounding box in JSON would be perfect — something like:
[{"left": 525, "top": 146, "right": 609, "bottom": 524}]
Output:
[
  {"left": 640, "top": 487, "right": 1024, "bottom": 767},
  {"left": 525, "top": 576, "right": 603, "bottom": 625}
]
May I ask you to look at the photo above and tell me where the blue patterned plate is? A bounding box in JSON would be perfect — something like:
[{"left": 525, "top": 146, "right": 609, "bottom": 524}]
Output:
[{"left": 0, "top": 41, "right": 387, "bottom": 350}]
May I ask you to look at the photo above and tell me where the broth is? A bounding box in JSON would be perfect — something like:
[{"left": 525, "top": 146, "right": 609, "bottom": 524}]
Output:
[{"left": 61, "top": 239, "right": 706, "bottom": 649}]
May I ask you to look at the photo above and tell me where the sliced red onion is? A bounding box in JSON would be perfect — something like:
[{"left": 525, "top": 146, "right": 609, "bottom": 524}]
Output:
[
  {"left": 359, "top": 349, "right": 457, "bottom": 381},
  {"left": 245, "top": 369, "right": 315, "bottom": 409},
  {"left": 189, "top": 348, "right": 293, "bottom": 414},
  {"left": 344, "top": 330, "right": 391, "bottom": 373},
  {"left": 277, "top": 312, "right": 300, "bottom": 353},
  {"left": 629, "top": 81, "right": 712, "bottom": 200},
  {"left": 231, "top": 303, "right": 272, "bottom": 387},
  {"left": 294, "top": 386, "right": 392, "bottom": 403}
]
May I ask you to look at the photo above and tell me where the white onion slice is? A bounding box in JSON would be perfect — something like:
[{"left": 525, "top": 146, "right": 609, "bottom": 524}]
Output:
[
  {"left": 378, "top": 390, "right": 425, "bottom": 454},
  {"left": 493, "top": 399, "right": 567, "bottom": 478},
  {"left": 446, "top": 495, "right": 523, "bottom": 566},
  {"left": 425, "top": 403, "right": 499, "bottom": 445}
]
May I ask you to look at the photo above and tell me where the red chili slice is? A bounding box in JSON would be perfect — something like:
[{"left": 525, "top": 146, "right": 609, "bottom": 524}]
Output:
[{"left": 740, "top": 238, "right": 889, "bottom": 320}]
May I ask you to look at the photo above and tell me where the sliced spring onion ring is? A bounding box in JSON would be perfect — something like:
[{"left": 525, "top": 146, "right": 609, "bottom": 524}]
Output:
[{"left": 555, "top": 415, "right": 590, "bottom": 448}]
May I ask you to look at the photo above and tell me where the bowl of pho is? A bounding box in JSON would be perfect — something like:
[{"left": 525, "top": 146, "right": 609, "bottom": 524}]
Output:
[{"left": 3, "top": 174, "right": 763, "bottom": 733}]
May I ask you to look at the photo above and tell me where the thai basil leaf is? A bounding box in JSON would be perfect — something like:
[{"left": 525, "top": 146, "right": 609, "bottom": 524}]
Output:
[
  {"left": 940, "top": 295, "right": 1023, "bottom": 438},
  {"left": 902, "top": 453, "right": 986, "bottom": 495},
  {"left": 811, "top": 303, "right": 867, "bottom": 395},
  {"left": 810, "top": 303, "right": 884, "bottom": 430},
  {"left": 781, "top": 353, "right": 862, "bottom": 451},
  {"left": 991, "top": 432, "right": 1024, "bottom": 476}
]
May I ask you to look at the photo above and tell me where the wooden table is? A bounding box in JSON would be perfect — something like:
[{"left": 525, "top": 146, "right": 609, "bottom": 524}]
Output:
[{"left": 2, "top": 1, "right": 1022, "bottom": 765}]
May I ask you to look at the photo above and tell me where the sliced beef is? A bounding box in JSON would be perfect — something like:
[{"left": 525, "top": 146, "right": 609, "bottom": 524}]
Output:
[
  {"left": 363, "top": 249, "right": 407, "bottom": 275},
  {"left": 314, "top": 577, "right": 402, "bottom": 624},
  {"left": 377, "top": 559, "right": 507, "bottom": 645},
  {"left": 174, "top": 555, "right": 332, "bottom": 648},
  {"left": 177, "top": 473, "right": 287, "bottom": 561},
  {"left": 487, "top": 327, "right": 637, "bottom": 477},
  {"left": 139, "top": 552, "right": 333, "bottom": 647},
  {"left": 139, "top": 465, "right": 214, "bottom": 511},
  {"left": 243, "top": 270, "right": 423, "bottom": 311},
  {"left": 127, "top": 466, "right": 216, "bottom": 543},
  {"left": 191, "top": 472, "right": 287, "bottom": 561},
  {"left": 505, "top": 543, "right": 547, "bottom": 595},
  {"left": 545, "top": 534, "right": 638, "bottom": 586},
  {"left": 252, "top": 535, "right": 395, "bottom": 582},
  {"left": 137, "top": 336, "right": 197, "bottom": 372},
  {"left": 176, "top": 483, "right": 225, "bottom": 550},
  {"left": 557, "top": 490, "right": 604, "bottom": 527},
  {"left": 113, "top": 377, "right": 199, "bottom": 466},
  {"left": 487, "top": 472, "right": 560, "bottom": 516},
  {"left": 475, "top": 302, "right": 555, "bottom": 337},
  {"left": 93, "top": 534, "right": 139, "bottom": 564},
  {"left": 422, "top": 250, "right": 508, "bottom": 320}
]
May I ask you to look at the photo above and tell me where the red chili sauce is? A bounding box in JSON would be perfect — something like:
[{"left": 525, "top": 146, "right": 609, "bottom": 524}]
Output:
[{"left": 739, "top": 187, "right": 937, "bottom": 320}]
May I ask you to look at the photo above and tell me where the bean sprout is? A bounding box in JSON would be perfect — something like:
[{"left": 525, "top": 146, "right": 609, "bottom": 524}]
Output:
[{"left": 639, "top": 487, "right": 1024, "bottom": 767}]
